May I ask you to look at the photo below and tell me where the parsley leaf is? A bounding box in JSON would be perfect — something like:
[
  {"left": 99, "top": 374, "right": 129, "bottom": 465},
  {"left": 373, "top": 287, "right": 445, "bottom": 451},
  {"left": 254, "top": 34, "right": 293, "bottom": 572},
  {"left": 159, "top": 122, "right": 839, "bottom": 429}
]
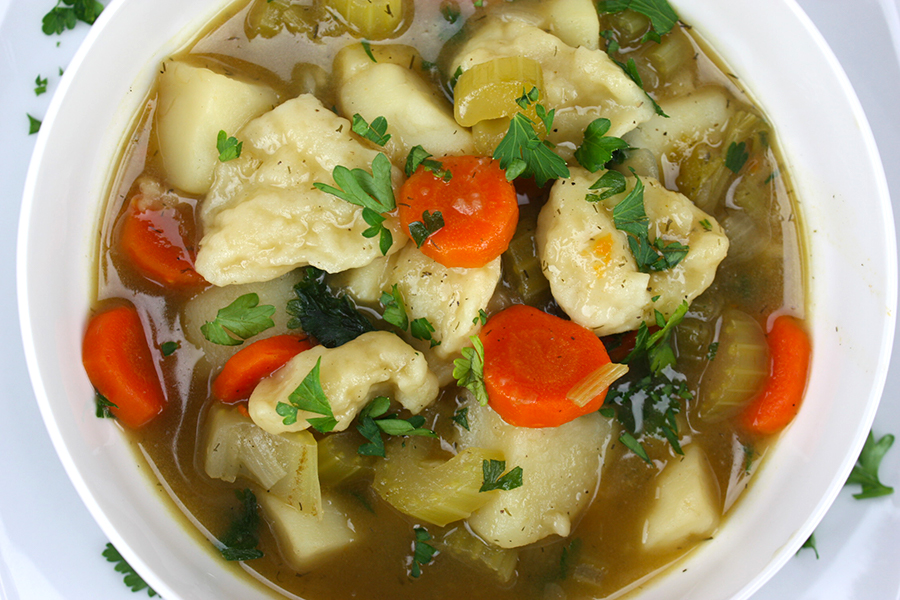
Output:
[
  {"left": 408, "top": 210, "right": 444, "bottom": 248},
  {"left": 619, "top": 430, "right": 651, "bottom": 463},
  {"left": 356, "top": 397, "right": 437, "bottom": 457},
  {"left": 441, "top": 1, "right": 461, "bottom": 23},
  {"left": 102, "top": 543, "right": 158, "bottom": 596},
  {"left": 587, "top": 170, "right": 627, "bottom": 202},
  {"left": 276, "top": 357, "right": 338, "bottom": 432},
  {"left": 160, "top": 341, "right": 180, "bottom": 356},
  {"left": 725, "top": 141, "right": 749, "bottom": 173},
  {"left": 473, "top": 309, "right": 488, "bottom": 326},
  {"left": 27, "top": 113, "right": 41, "bottom": 135},
  {"left": 410, "top": 317, "right": 440, "bottom": 347},
  {"left": 352, "top": 113, "right": 391, "bottom": 146},
  {"left": 797, "top": 532, "right": 819, "bottom": 559},
  {"left": 95, "top": 391, "right": 116, "bottom": 418},
  {"left": 201, "top": 293, "right": 275, "bottom": 346},
  {"left": 600, "top": 30, "right": 668, "bottom": 117},
  {"left": 846, "top": 430, "right": 895, "bottom": 499},
  {"left": 405, "top": 146, "right": 452, "bottom": 180},
  {"left": 574, "top": 118, "right": 630, "bottom": 172},
  {"left": 361, "top": 40, "right": 377, "bottom": 62},
  {"left": 480, "top": 459, "right": 524, "bottom": 492},
  {"left": 558, "top": 538, "right": 582, "bottom": 581},
  {"left": 625, "top": 301, "right": 690, "bottom": 374},
  {"left": 218, "top": 489, "right": 265, "bottom": 561},
  {"left": 381, "top": 284, "right": 409, "bottom": 330},
  {"left": 216, "top": 130, "right": 243, "bottom": 162},
  {"left": 597, "top": 0, "right": 679, "bottom": 36},
  {"left": 42, "top": 0, "right": 104, "bottom": 36},
  {"left": 452, "top": 407, "right": 470, "bottom": 430},
  {"left": 411, "top": 527, "right": 437, "bottom": 578},
  {"left": 34, "top": 74, "right": 48, "bottom": 96},
  {"left": 492, "top": 87, "right": 570, "bottom": 187},
  {"left": 315, "top": 153, "right": 396, "bottom": 255},
  {"left": 453, "top": 336, "right": 488, "bottom": 406},
  {"left": 287, "top": 267, "right": 374, "bottom": 348}
]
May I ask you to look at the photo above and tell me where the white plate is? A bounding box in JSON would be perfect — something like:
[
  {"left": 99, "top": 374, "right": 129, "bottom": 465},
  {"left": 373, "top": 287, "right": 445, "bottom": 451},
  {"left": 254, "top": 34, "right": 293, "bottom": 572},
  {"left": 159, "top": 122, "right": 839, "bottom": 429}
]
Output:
[{"left": 2, "top": 0, "right": 898, "bottom": 598}]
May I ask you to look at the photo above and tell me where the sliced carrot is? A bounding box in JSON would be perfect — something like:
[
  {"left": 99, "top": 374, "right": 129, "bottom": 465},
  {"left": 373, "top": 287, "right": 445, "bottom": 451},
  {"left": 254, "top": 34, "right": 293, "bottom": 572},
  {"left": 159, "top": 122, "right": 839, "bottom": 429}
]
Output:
[
  {"left": 119, "top": 193, "right": 206, "bottom": 288},
  {"left": 741, "top": 315, "right": 812, "bottom": 435},
  {"left": 212, "top": 334, "right": 314, "bottom": 403},
  {"left": 82, "top": 303, "right": 166, "bottom": 429},
  {"left": 479, "top": 304, "right": 612, "bottom": 428},
  {"left": 397, "top": 155, "right": 519, "bottom": 268}
]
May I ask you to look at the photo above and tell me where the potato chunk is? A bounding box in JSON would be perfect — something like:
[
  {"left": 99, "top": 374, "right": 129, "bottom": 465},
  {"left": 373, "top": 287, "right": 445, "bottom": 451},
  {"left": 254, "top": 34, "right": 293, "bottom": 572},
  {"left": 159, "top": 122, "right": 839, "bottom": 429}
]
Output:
[
  {"left": 455, "top": 402, "right": 615, "bottom": 548},
  {"left": 156, "top": 61, "right": 277, "bottom": 195},
  {"left": 248, "top": 331, "right": 438, "bottom": 435},
  {"left": 195, "top": 94, "right": 407, "bottom": 286},
  {"left": 536, "top": 167, "right": 729, "bottom": 335},
  {"left": 642, "top": 445, "right": 721, "bottom": 552}
]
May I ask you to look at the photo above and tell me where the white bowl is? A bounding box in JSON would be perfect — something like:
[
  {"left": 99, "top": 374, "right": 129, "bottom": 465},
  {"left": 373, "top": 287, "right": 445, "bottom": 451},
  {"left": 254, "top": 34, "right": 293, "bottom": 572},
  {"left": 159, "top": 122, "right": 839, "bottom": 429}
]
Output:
[{"left": 17, "top": 0, "right": 896, "bottom": 598}]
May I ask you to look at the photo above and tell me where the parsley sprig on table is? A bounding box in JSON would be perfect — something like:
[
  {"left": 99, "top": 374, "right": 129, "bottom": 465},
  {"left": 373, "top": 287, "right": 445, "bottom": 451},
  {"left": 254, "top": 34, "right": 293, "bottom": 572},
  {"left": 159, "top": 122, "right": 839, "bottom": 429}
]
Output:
[
  {"left": 846, "top": 430, "right": 895, "bottom": 499},
  {"left": 102, "top": 543, "right": 158, "bottom": 596},
  {"left": 42, "top": 0, "right": 104, "bottom": 36}
]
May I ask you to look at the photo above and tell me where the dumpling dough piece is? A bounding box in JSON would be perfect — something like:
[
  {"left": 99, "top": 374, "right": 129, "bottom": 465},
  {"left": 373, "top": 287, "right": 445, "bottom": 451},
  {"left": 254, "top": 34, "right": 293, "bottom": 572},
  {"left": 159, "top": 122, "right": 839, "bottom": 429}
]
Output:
[
  {"left": 156, "top": 61, "right": 277, "bottom": 195},
  {"left": 195, "top": 94, "right": 407, "bottom": 286},
  {"left": 449, "top": 18, "right": 655, "bottom": 158},
  {"left": 334, "top": 43, "right": 474, "bottom": 165},
  {"left": 455, "top": 402, "right": 615, "bottom": 548},
  {"left": 642, "top": 445, "right": 721, "bottom": 552},
  {"left": 485, "top": 0, "right": 601, "bottom": 50},
  {"left": 536, "top": 167, "right": 729, "bottom": 336},
  {"left": 334, "top": 245, "right": 501, "bottom": 364},
  {"left": 249, "top": 331, "right": 439, "bottom": 435}
]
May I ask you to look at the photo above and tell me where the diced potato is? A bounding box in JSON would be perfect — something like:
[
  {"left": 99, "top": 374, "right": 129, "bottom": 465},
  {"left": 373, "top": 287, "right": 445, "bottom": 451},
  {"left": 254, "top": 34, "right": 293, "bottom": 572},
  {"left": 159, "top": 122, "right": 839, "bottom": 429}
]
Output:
[
  {"left": 487, "top": 0, "right": 600, "bottom": 50},
  {"left": 257, "top": 490, "right": 359, "bottom": 571},
  {"left": 332, "top": 42, "right": 424, "bottom": 83},
  {"left": 642, "top": 445, "right": 721, "bottom": 552},
  {"left": 156, "top": 61, "right": 277, "bottom": 195},
  {"left": 249, "top": 331, "right": 439, "bottom": 435}
]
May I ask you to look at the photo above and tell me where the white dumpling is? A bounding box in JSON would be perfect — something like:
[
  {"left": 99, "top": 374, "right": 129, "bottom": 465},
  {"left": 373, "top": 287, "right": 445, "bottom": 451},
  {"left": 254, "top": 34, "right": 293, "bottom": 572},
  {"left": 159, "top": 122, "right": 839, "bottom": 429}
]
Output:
[
  {"left": 455, "top": 402, "right": 615, "bottom": 549},
  {"left": 485, "top": 0, "right": 601, "bottom": 50},
  {"left": 536, "top": 167, "right": 729, "bottom": 336},
  {"left": 334, "top": 44, "right": 474, "bottom": 165},
  {"left": 195, "top": 94, "right": 407, "bottom": 287},
  {"left": 449, "top": 18, "right": 654, "bottom": 159},
  {"left": 248, "top": 331, "right": 439, "bottom": 435}
]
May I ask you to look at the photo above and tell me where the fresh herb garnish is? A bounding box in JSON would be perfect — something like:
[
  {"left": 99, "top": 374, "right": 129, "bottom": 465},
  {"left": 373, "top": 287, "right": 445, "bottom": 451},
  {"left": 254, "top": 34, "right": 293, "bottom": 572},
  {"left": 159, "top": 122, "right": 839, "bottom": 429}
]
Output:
[
  {"left": 574, "top": 118, "right": 630, "bottom": 173},
  {"left": 699, "top": 218, "right": 713, "bottom": 231},
  {"left": 558, "top": 538, "right": 582, "bottom": 580},
  {"left": 619, "top": 430, "right": 652, "bottom": 463},
  {"left": 216, "top": 130, "right": 243, "bottom": 162},
  {"left": 102, "top": 543, "right": 158, "bottom": 596},
  {"left": 624, "top": 300, "right": 690, "bottom": 374},
  {"left": 706, "top": 341, "right": 719, "bottom": 361},
  {"left": 797, "top": 532, "right": 819, "bottom": 559},
  {"left": 600, "top": 30, "right": 668, "bottom": 117},
  {"left": 380, "top": 284, "right": 409, "bottom": 330},
  {"left": 587, "top": 170, "right": 627, "bottom": 202},
  {"left": 492, "top": 87, "right": 570, "bottom": 187},
  {"left": 42, "top": 0, "right": 104, "bottom": 35},
  {"left": 27, "top": 114, "right": 41, "bottom": 135},
  {"left": 351, "top": 113, "right": 391, "bottom": 146},
  {"left": 846, "top": 430, "right": 895, "bottom": 499},
  {"left": 34, "top": 74, "right": 48, "bottom": 96},
  {"left": 361, "top": 40, "right": 377, "bottom": 62},
  {"left": 405, "top": 145, "right": 452, "bottom": 180},
  {"left": 314, "top": 153, "right": 396, "bottom": 255},
  {"left": 201, "top": 293, "right": 275, "bottom": 346},
  {"left": 356, "top": 396, "right": 437, "bottom": 457},
  {"left": 287, "top": 267, "right": 374, "bottom": 348},
  {"left": 218, "top": 489, "right": 265, "bottom": 561},
  {"left": 480, "top": 459, "right": 524, "bottom": 492},
  {"left": 452, "top": 406, "right": 470, "bottom": 430},
  {"left": 449, "top": 66, "right": 463, "bottom": 91},
  {"left": 597, "top": 0, "right": 679, "bottom": 38},
  {"left": 95, "top": 392, "right": 117, "bottom": 419},
  {"left": 725, "top": 141, "right": 749, "bottom": 173},
  {"left": 411, "top": 527, "right": 438, "bottom": 578},
  {"left": 612, "top": 173, "right": 689, "bottom": 273},
  {"left": 160, "top": 341, "right": 180, "bottom": 356},
  {"left": 473, "top": 309, "right": 488, "bottom": 326},
  {"left": 453, "top": 336, "right": 488, "bottom": 406},
  {"left": 440, "top": 1, "right": 461, "bottom": 23},
  {"left": 410, "top": 317, "right": 440, "bottom": 347},
  {"left": 408, "top": 210, "right": 444, "bottom": 248},
  {"left": 276, "top": 357, "right": 338, "bottom": 432}
]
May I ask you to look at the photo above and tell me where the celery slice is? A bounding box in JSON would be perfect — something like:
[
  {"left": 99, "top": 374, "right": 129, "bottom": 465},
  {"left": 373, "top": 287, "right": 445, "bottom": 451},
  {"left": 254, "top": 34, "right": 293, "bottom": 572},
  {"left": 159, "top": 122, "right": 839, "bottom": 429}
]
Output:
[
  {"left": 453, "top": 57, "right": 544, "bottom": 127},
  {"left": 317, "top": 431, "right": 376, "bottom": 486},
  {"left": 436, "top": 526, "right": 519, "bottom": 583},
  {"left": 325, "top": 0, "right": 408, "bottom": 40}
]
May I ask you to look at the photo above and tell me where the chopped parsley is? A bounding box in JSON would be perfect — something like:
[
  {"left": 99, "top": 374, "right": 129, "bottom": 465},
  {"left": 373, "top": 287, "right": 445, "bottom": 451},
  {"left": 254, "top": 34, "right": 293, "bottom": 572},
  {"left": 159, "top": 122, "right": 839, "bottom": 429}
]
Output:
[
  {"left": 216, "top": 130, "right": 242, "bottom": 162},
  {"left": 725, "top": 141, "right": 749, "bottom": 173},
  {"left": 706, "top": 341, "right": 719, "bottom": 361},
  {"left": 411, "top": 527, "right": 437, "bottom": 578},
  {"left": 574, "top": 118, "right": 630, "bottom": 173},
  {"left": 846, "top": 430, "right": 895, "bottom": 499},
  {"left": 453, "top": 336, "right": 488, "bottom": 406},
  {"left": 492, "top": 87, "right": 570, "bottom": 187},
  {"left": 600, "top": 31, "right": 668, "bottom": 117},
  {"left": 410, "top": 317, "right": 440, "bottom": 347},
  {"left": 160, "top": 341, "right": 179, "bottom": 356},
  {"left": 452, "top": 406, "right": 470, "bottom": 430},
  {"left": 27, "top": 114, "right": 41, "bottom": 135},
  {"left": 699, "top": 218, "right": 713, "bottom": 231},
  {"left": 361, "top": 40, "right": 377, "bottom": 62},
  {"left": 473, "top": 309, "right": 488, "bottom": 326},
  {"left": 408, "top": 210, "right": 444, "bottom": 248},
  {"left": 440, "top": 1, "right": 461, "bottom": 23},
  {"left": 405, "top": 145, "right": 452, "bottom": 180},
  {"left": 558, "top": 538, "right": 582, "bottom": 581},
  {"left": 587, "top": 170, "right": 627, "bottom": 202},
  {"left": 356, "top": 396, "right": 437, "bottom": 457},
  {"left": 287, "top": 267, "right": 374, "bottom": 348},
  {"left": 351, "top": 113, "right": 391, "bottom": 146},
  {"left": 94, "top": 391, "right": 116, "bottom": 419},
  {"left": 480, "top": 459, "right": 524, "bottom": 492},
  {"left": 624, "top": 300, "right": 690, "bottom": 374},
  {"left": 102, "top": 543, "right": 158, "bottom": 596},
  {"left": 34, "top": 74, "right": 48, "bottom": 96},
  {"left": 42, "top": 0, "right": 104, "bottom": 35},
  {"left": 201, "top": 293, "right": 275, "bottom": 346},
  {"left": 276, "top": 357, "right": 338, "bottom": 432},
  {"left": 314, "top": 153, "right": 396, "bottom": 255},
  {"left": 218, "top": 489, "right": 265, "bottom": 562},
  {"left": 378, "top": 284, "right": 440, "bottom": 347},
  {"left": 597, "top": 0, "right": 679, "bottom": 38}
]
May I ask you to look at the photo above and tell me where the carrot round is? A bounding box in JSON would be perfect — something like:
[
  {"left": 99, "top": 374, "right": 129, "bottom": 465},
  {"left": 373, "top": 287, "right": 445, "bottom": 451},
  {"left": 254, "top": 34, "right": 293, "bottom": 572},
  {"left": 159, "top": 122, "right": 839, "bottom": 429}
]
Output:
[
  {"left": 82, "top": 304, "right": 166, "bottom": 429},
  {"left": 119, "top": 193, "right": 206, "bottom": 288},
  {"left": 741, "top": 315, "right": 812, "bottom": 435},
  {"left": 398, "top": 155, "right": 518, "bottom": 268},
  {"left": 212, "top": 334, "right": 314, "bottom": 403},
  {"left": 479, "top": 304, "right": 612, "bottom": 428}
]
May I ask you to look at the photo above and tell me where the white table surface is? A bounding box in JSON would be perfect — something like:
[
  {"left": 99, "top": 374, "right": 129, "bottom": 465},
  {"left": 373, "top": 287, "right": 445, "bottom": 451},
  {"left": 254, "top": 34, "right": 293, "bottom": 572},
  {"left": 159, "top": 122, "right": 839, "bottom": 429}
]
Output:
[{"left": 1, "top": 0, "right": 899, "bottom": 598}]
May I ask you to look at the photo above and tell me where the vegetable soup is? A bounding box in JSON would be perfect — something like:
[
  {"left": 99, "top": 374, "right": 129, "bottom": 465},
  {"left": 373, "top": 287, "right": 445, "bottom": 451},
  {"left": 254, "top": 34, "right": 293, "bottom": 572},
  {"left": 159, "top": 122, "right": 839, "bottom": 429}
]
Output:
[{"left": 82, "top": 0, "right": 808, "bottom": 597}]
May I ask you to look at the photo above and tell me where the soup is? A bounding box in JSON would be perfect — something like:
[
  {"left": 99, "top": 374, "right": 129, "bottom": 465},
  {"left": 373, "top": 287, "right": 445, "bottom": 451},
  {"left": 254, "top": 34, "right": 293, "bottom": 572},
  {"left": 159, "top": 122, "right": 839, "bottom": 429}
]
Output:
[{"left": 82, "top": 0, "right": 807, "bottom": 598}]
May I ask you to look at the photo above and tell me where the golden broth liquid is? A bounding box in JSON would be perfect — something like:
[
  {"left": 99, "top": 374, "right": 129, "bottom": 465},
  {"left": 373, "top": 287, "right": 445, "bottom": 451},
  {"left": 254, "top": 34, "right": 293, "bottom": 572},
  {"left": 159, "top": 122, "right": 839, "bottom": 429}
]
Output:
[{"left": 91, "top": 0, "right": 806, "bottom": 598}]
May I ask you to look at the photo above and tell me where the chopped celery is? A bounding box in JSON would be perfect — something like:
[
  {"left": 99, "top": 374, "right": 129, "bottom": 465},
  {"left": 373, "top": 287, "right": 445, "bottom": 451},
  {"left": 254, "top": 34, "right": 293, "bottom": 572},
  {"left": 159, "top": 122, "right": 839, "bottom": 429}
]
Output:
[
  {"left": 317, "top": 431, "right": 376, "bottom": 486},
  {"left": 246, "top": 0, "right": 313, "bottom": 39},
  {"left": 373, "top": 438, "right": 503, "bottom": 527},
  {"left": 501, "top": 204, "right": 552, "bottom": 308},
  {"left": 436, "top": 526, "right": 519, "bottom": 583},
  {"left": 720, "top": 209, "right": 769, "bottom": 264},
  {"left": 472, "top": 118, "right": 510, "bottom": 157},
  {"left": 604, "top": 10, "right": 651, "bottom": 46},
  {"left": 453, "top": 57, "right": 544, "bottom": 127},
  {"left": 325, "top": 0, "right": 408, "bottom": 40},
  {"left": 646, "top": 29, "right": 692, "bottom": 79}
]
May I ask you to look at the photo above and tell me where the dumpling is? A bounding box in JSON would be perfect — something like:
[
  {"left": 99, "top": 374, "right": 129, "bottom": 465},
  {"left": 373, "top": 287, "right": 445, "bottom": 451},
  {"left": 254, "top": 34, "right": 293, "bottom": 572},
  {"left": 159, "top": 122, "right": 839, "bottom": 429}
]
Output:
[
  {"left": 248, "top": 331, "right": 439, "bottom": 435},
  {"left": 449, "top": 18, "right": 655, "bottom": 159},
  {"left": 536, "top": 167, "right": 729, "bottom": 335},
  {"left": 195, "top": 94, "right": 407, "bottom": 287},
  {"left": 455, "top": 402, "right": 615, "bottom": 548}
]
